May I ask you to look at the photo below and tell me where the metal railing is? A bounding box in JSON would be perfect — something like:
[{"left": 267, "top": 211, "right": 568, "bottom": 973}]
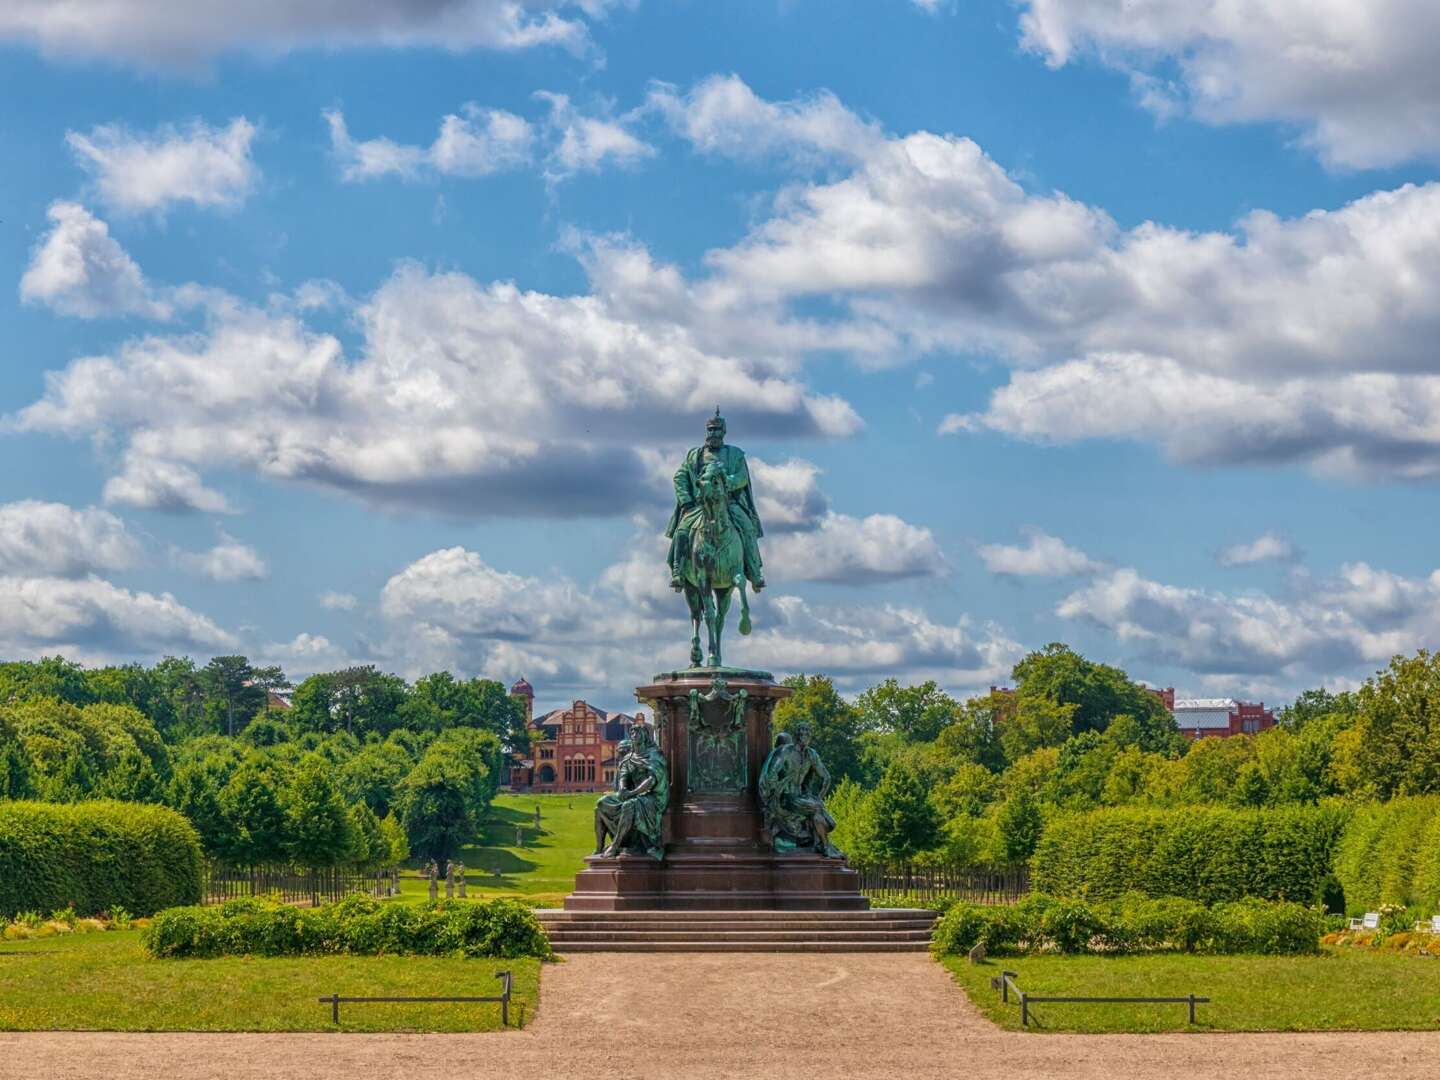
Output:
[
  {"left": 319, "top": 971, "right": 513, "bottom": 1026},
  {"left": 993, "top": 970, "right": 1208, "bottom": 1027},
  {"left": 855, "top": 863, "right": 1030, "bottom": 906},
  {"left": 203, "top": 862, "right": 388, "bottom": 906}
]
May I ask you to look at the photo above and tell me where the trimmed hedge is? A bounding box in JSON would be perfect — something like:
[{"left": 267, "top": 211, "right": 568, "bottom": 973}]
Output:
[
  {"left": 1032, "top": 804, "right": 1350, "bottom": 905},
  {"left": 0, "top": 799, "right": 202, "bottom": 918},
  {"left": 1332, "top": 796, "right": 1440, "bottom": 913},
  {"left": 142, "top": 895, "right": 554, "bottom": 960},
  {"left": 931, "top": 893, "right": 1322, "bottom": 957}
]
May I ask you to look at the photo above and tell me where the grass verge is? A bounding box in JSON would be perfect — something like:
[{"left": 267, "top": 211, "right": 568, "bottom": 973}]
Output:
[
  {"left": 396, "top": 792, "right": 599, "bottom": 907},
  {"left": 0, "top": 930, "right": 540, "bottom": 1032},
  {"left": 943, "top": 949, "right": 1440, "bottom": 1032}
]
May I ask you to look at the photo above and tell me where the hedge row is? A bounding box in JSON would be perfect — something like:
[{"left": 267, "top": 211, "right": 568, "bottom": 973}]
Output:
[
  {"left": 0, "top": 800, "right": 202, "bottom": 918},
  {"left": 142, "top": 895, "right": 554, "bottom": 960},
  {"left": 932, "top": 893, "right": 1322, "bottom": 957},
  {"left": 1032, "top": 804, "right": 1350, "bottom": 905},
  {"left": 1332, "top": 797, "right": 1440, "bottom": 913}
]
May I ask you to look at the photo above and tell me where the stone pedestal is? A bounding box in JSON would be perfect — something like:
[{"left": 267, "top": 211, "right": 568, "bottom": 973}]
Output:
[{"left": 562, "top": 667, "right": 868, "bottom": 911}]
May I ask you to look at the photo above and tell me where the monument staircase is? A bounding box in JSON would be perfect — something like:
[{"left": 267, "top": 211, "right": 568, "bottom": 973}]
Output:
[{"left": 536, "top": 907, "right": 940, "bottom": 953}]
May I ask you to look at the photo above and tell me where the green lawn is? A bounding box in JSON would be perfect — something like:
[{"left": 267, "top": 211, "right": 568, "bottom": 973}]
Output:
[
  {"left": 945, "top": 949, "right": 1440, "bottom": 1032},
  {"left": 396, "top": 792, "right": 599, "bottom": 906},
  {"left": 0, "top": 930, "right": 540, "bottom": 1032}
]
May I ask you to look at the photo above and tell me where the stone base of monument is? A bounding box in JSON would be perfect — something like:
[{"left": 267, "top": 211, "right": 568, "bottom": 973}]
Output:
[
  {"left": 563, "top": 850, "right": 868, "bottom": 911},
  {"left": 557, "top": 668, "right": 873, "bottom": 920}
]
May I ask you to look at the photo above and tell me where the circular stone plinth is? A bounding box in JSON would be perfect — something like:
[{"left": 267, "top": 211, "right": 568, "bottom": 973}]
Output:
[{"left": 650, "top": 665, "right": 775, "bottom": 682}]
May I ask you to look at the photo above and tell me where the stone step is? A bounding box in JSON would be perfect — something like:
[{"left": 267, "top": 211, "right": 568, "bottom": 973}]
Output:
[
  {"left": 536, "top": 907, "right": 938, "bottom": 922},
  {"left": 545, "top": 929, "right": 935, "bottom": 942},
  {"left": 547, "top": 941, "right": 932, "bottom": 953},
  {"left": 541, "top": 919, "right": 936, "bottom": 933}
]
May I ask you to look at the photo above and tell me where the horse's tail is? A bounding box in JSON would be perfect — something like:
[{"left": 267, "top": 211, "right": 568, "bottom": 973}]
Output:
[{"left": 736, "top": 574, "right": 752, "bottom": 635}]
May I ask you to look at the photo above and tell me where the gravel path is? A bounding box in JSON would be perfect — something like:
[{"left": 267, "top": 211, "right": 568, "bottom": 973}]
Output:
[{"left": 4, "top": 953, "right": 1438, "bottom": 1080}]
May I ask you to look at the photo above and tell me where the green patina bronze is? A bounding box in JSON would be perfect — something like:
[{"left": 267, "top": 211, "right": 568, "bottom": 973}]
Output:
[
  {"left": 593, "top": 723, "right": 669, "bottom": 859},
  {"left": 759, "top": 723, "right": 842, "bottom": 856},
  {"left": 666, "top": 410, "right": 764, "bottom": 669},
  {"left": 687, "top": 674, "right": 749, "bottom": 794}
]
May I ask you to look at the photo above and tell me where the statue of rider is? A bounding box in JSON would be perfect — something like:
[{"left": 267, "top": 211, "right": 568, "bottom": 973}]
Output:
[{"left": 666, "top": 409, "right": 765, "bottom": 592}]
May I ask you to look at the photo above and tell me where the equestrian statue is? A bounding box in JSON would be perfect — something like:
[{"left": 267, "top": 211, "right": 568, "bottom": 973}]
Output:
[{"left": 665, "top": 409, "right": 765, "bottom": 668}]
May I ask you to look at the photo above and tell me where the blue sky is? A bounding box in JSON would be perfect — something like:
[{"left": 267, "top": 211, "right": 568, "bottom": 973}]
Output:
[{"left": 3, "top": 0, "right": 1440, "bottom": 712}]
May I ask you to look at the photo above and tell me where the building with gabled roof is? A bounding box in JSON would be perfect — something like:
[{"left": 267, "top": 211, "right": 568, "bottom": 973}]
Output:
[{"left": 505, "top": 677, "right": 645, "bottom": 792}]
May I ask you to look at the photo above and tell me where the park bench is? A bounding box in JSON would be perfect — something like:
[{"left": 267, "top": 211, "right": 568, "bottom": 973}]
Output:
[
  {"left": 318, "top": 971, "right": 512, "bottom": 1025},
  {"left": 1348, "top": 912, "right": 1380, "bottom": 931},
  {"left": 1413, "top": 915, "right": 1440, "bottom": 934}
]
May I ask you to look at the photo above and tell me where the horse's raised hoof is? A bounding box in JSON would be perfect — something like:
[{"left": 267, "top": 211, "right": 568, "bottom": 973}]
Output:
[{"left": 751, "top": 578, "right": 765, "bottom": 592}]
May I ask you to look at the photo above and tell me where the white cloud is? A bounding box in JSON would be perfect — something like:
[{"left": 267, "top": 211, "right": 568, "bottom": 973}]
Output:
[
  {"left": 66, "top": 118, "right": 259, "bottom": 216},
  {"left": 1057, "top": 561, "right": 1440, "bottom": 680},
  {"left": 978, "top": 528, "right": 1100, "bottom": 577},
  {"left": 1015, "top": 0, "right": 1440, "bottom": 169},
  {"left": 102, "top": 457, "right": 234, "bottom": 514},
  {"left": 380, "top": 544, "right": 1015, "bottom": 695},
  {"left": 749, "top": 457, "right": 829, "bottom": 533},
  {"left": 0, "top": 0, "right": 610, "bottom": 67},
  {"left": 0, "top": 501, "right": 141, "bottom": 578},
  {"left": 15, "top": 257, "right": 859, "bottom": 516},
  {"left": 20, "top": 202, "right": 170, "bottom": 319},
  {"left": 257, "top": 632, "right": 357, "bottom": 675},
  {"left": 767, "top": 512, "right": 948, "bottom": 584},
  {"left": 0, "top": 575, "right": 237, "bottom": 661},
  {"left": 177, "top": 534, "right": 268, "bottom": 581},
  {"left": 319, "top": 591, "right": 358, "bottom": 611},
  {"left": 1217, "top": 532, "right": 1298, "bottom": 567},
  {"left": 653, "top": 77, "right": 1440, "bottom": 479},
  {"left": 648, "top": 73, "right": 881, "bottom": 164},
  {"left": 325, "top": 105, "right": 533, "bottom": 181},
  {"left": 537, "top": 91, "right": 655, "bottom": 179}
]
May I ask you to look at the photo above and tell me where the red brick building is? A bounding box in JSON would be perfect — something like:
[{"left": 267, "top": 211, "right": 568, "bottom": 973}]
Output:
[
  {"left": 1170, "top": 697, "right": 1276, "bottom": 740},
  {"left": 504, "top": 677, "right": 645, "bottom": 793},
  {"left": 991, "top": 683, "right": 1274, "bottom": 740}
]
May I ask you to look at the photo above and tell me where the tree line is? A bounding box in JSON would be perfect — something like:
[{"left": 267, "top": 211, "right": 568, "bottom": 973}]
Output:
[
  {"left": 772, "top": 643, "right": 1440, "bottom": 868},
  {"left": 0, "top": 655, "right": 532, "bottom": 874}
]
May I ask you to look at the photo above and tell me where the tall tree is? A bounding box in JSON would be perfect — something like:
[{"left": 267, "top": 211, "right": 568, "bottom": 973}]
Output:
[
  {"left": 200, "top": 656, "right": 271, "bottom": 737},
  {"left": 399, "top": 755, "right": 478, "bottom": 874},
  {"left": 1351, "top": 649, "right": 1440, "bottom": 798},
  {"left": 995, "top": 787, "right": 1044, "bottom": 863},
  {"left": 283, "top": 753, "right": 354, "bottom": 867},
  {"left": 1011, "top": 643, "right": 1176, "bottom": 748},
  {"left": 152, "top": 656, "right": 207, "bottom": 738},
  {"left": 218, "top": 758, "right": 287, "bottom": 864},
  {"left": 865, "top": 760, "right": 941, "bottom": 861},
  {"left": 854, "top": 679, "right": 960, "bottom": 743}
]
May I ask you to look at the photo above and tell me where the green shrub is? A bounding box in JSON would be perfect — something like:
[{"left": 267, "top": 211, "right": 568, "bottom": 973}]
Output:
[
  {"left": 1033, "top": 803, "right": 1350, "bottom": 904},
  {"left": 1207, "top": 899, "right": 1321, "bottom": 956},
  {"left": 0, "top": 800, "right": 202, "bottom": 918},
  {"left": 143, "top": 895, "right": 553, "bottom": 960},
  {"left": 929, "top": 893, "right": 1320, "bottom": 957},
  {"left": 1332, "top": 797, "right": 1440, "bottom": 913},
  {"left": 1040, "top": 897, "right": 1104, "bottom": 954},
  {"left": 930, "top": 903, "right": 988, "bottom": 956}
]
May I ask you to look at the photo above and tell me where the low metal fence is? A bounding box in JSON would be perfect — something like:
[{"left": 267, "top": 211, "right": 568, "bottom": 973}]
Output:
[
  {"left": 855, "top": 863, "right": 1030, "bottom": 907},
  {"left": 203, "top": 862, "right": 392, "bottom": 907},
  {"left": 993, "top": 970, "right": 1208, "bottom": 1027},
  {"left": 319, "top": 971, "right": 514, "bottom": 1026}
]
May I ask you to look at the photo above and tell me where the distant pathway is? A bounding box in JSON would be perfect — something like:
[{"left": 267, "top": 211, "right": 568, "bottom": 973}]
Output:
[{"left": 5, "top": 953, "right": 1440, "bottom": 1080}]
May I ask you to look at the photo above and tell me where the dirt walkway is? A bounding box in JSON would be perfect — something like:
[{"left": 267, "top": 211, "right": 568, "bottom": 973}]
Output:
[{"left": 4, "top": 953, "right": 1437, "bottom": 1080}]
